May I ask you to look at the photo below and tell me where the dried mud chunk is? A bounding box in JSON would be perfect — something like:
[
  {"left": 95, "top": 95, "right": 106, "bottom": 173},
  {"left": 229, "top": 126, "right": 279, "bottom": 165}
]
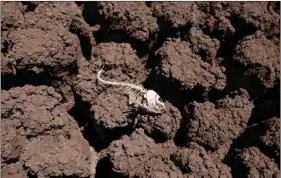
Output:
[
  {"left": 157, "top": 40, "right": 226, "bottom": 90},
  {"left": 229, "top": 147, "right": 280, "bottom": 178},
  {"left": 1, "top": 2, "right": 25, "bottom": 30},
  {"left": 135, "top": 101, "right": 181, "bottom": 141},
  {"left": 1, "top": 85, "right": 79, "bottom": 162},
  {"left": 185, "top": 27, "right": 220, "bottom": 62},
  {"left": 171, "top": 143, "right": 232, "bottom": 178},
  {"left": 74, "top": 63, "right": 99, "bottom": 107},
  {"left": 196, "top": 2, "right": 235, "bottom": 40},
  {"left": 2, "top": 163, "right": 28, "bottom": 178},
  {"left": 6, "top": 28, "right": 81, "bottom": 77},
  {"left": 92, "top": 42, "right": 148, "bottom": 81},
  {"left": 97, "top": 2, "right": 158, "bottom": 42},
  {"left": 21, "top": 135, "right": 91, "bottom": 178},
  {"left": 2, "top": 85, "right": 76, "bottom": 137},
  {"left": 23, "top": 2, "right": 81, "bottom": 30},
  {"left": 185, "top": 89, "right": 254, "bottom": 150},
  {"left": 231, "top": 2, "right": 280, "bottom": 35},
  {"left": 2, "top": 85, "right": 92, "bottom": 177},
  {"left": 92, "top": 89, "right": 131, "bottom": 129},
  {"left": 233, "top": 32, "right": 280, "bottom": 89},
  {"left": 21, "top": 2, "right": 92, "bottom": 51},
  {"left": 151, "top": 2, "right": 202, "bottom": 28},
  {"left": 108, "top": 128, "right": 183, "bottom": 178}
]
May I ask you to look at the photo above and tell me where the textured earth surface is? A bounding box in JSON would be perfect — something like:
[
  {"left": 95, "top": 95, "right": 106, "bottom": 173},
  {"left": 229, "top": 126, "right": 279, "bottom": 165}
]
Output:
[{"left": 1, "top": 2, "right": 280, "bottom": 178}]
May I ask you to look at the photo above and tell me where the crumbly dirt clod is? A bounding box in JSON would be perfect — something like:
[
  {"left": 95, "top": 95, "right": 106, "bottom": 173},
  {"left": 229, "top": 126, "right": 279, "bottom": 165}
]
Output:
[
  {"left": 230, "top": 2, "right": 280, "bottom": 36},
  {"left": 23, "top": 2, "right": 82, "bottom": 31},
  {"left": 96, "top": 2, "right": 158, "bottom": 42},
  {"left": 21, "top": 135, "right": 91, "bottom": 178},
  {"left": 108, "top": 129, "right": 232, "bottom": 178},
  {"left": 1, "top": 163, "right": 28, "bottom": 178},
  {"left": 134, "top": 101, "right": 181, "bottom": 141},
  {"left": 171, "top": 142, "right": 232, "bottom": 178},
  {"left": 233, "top": 32, "right": 280, "bottom": 90},
  {"left": 196, "top": 2, "right": 235, "bottom": 40},
  {"left": 1, "top": 2, "right": 25, "bottom": 31},
  {"left": 151, "top": 2, "right": 203, "bottom": 29},
  {"left": 90, "top": 88, "right": 132, "bottom": 144},
  {"left": 108, "top": 128, "right": 183, "bottom": 178},
  {"left": 92, "top": 42, "right": 149, "bottom": 82},
  {"left": 184, "top": 27, "right": 220, "bottom": 62},
  {"left": 1, "top": 85, "right": 92, "bottom": 177},
  {"left": 229, "top": 147, "right": 280, "bottom": 178},
  {"left": 185, "top": 89, "right": 254, "bottom": 150},
  {"left": 157, "top": 39, "right": 226, "bottom": 90},
  {"left": 5, "top": 28, "right": 81, "bottom": 77},
  {"left": 1, "top": 1, "right": 86, "bottom": 80}
]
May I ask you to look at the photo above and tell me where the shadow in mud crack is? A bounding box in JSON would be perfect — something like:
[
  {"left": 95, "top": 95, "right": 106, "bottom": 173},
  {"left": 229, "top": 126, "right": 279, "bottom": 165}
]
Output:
[
  {"left": 82, "top": 2, "right": 155, "bottom": 59},
  {"left": 69, "top": 19, "right": 93, "bottom": 61},
  {"left": 221, "top": 57, "right": 267, "bottom": 100},
  {"left": 1, "top": 70, "right": 53, "bottom": 91},
  {"left": 215, "top": 14, "right": 257, "bottom": 59},
  {"left": 248, "top": 82, "right": 280, "bottom": 125},
  {"left": 95, "top": 156, "right": 127, "bottom": 178}
]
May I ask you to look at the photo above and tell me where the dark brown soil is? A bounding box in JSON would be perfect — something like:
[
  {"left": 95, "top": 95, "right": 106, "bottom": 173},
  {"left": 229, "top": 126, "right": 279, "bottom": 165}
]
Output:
[
  {"left": 227, "top": 147, "right": 280, "bottom": 178},
  {"left": 1, "top": 2, "right": 280, "bottom": 178}
]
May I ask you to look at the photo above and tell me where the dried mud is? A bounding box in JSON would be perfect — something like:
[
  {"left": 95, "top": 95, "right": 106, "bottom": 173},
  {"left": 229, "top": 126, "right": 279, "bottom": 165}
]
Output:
[{"left": 1, "top": 2, "right": 280, "bottom": 178}]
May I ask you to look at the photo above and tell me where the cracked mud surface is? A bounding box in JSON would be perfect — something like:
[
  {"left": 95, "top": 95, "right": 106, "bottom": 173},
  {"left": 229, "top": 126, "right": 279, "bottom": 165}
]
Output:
[{"left": 1, "top": 2, "right": 280, "bottom": 178}]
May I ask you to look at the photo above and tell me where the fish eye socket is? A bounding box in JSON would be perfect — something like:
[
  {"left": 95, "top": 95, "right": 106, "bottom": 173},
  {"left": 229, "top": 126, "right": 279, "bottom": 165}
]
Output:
[{"left": 157, "top": 97, "right": 163, "bottom": 103}]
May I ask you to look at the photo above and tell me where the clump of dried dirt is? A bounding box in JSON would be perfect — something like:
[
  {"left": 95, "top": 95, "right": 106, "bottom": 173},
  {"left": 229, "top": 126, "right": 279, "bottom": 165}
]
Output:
[
  {"left": 6, "top": 28, "right": 81, "bottom": 76},
  {"left": 171, "top": 142, "right": 232, "bottom": 178},
  {"left": 184, "top": 89, "right": 254, "bottom": 150},
  {"left": 134, "top": 101, "right": 181, "bottom": 141},
  {"left": 2, "top": 163, "right": 28, "bottom": 178},
  {"left": 1, "top": 85, "right": 93, "bottom": 177},
  {"left": 230, "top": 2, "right": 280, "bottom": 36},
  {"left": 107, "top": 128, "right": 232, "bottom": 178},
  {"left": 107, "top": 128, "right": 183, "bottom": 177},
  {"left": 228, "top": 147, "right": 280, "bottom": 178},
  {"left": 233, "top": 31, "right": 280, "bottom": 90},
  {"left": 156, "top": 39, "right": 226, "bottom": 91},
  {"left": 151, "top": 2, "right": 203, "bottom": 29},
  {"left": 96, "top": 2, "right": 158, "bottom": 42},
  {"left": 184, "top": 27, "right": 220, "bottom": 62},
  {"left": 1, "top": 2, "right": 91, "bottom": 77},
  {"left": 1, "top": 2, "right": 25, "bottom": 31}
]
